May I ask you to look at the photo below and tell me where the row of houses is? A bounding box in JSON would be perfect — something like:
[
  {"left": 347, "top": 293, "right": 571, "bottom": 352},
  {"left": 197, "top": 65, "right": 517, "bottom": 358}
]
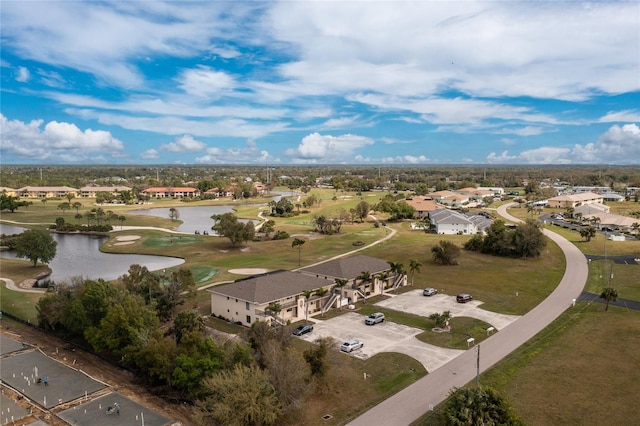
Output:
[
  {"left": 209, "top": 255, "right": 407, "bottom": 326},
  {"left": 0, "top": 183, "right": 268, "bottom": 200}
]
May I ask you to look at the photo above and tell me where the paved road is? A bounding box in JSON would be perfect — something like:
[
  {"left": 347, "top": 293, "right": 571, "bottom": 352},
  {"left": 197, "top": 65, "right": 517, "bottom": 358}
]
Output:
[{"left": 347, "top": 204, "right": 589, "bottom": 426}]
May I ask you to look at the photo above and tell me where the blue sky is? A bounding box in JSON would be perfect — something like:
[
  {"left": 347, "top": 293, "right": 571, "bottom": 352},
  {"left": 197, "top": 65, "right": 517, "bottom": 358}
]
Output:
[{"left": 1, "top": 1, "right": 639, "bottom": 165}]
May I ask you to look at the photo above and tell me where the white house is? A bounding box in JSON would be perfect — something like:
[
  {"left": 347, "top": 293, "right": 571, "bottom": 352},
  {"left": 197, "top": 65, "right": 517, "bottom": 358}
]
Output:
[{"left": 428, "top": 209, "right": 478, "bottom": 235}]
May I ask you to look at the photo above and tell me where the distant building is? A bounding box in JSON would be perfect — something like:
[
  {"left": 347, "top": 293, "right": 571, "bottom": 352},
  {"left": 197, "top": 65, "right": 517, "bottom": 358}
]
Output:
[
  {"left": 142, "top": 187, "right": 199, "bottom": 198},
  {"left": 17, "top": 186, "right": 78, "bottom": 199},
  {"left": 547, "top": 192, "right": 604, "bottom": 209},
  {"left": 78, "top": 186, "right": 132, "bottom": 198},
  {"left": 404, "top": 198, "right": 442, "bottom": 218}
]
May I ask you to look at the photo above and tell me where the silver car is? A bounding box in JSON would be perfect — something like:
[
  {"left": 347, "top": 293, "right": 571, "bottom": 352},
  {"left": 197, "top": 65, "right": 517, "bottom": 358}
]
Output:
[
  {"left": 340, "top": 339, "right": 364, "bottom": 353},
  {"left": 423, "top": 287, "right": 438, "bottom": 296}
]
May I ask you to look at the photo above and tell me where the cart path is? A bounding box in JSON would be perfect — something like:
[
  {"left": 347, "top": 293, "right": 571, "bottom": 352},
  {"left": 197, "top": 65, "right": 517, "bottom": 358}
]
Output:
[{"left": 347, "top": 204, "right": 588, "bottom": 426}]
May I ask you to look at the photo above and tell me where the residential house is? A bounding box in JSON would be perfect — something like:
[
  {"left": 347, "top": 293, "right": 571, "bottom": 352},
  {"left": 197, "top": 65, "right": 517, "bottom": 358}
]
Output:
[
  {"left": 428, "top": 209, "right": 478, "bottom": 235},
  {"left": 547, "top": 192, "right": 604, "bottom": 209},
  {"left": 209, "top": 270, "right": 333, "bottom": 326},
  {"left": 299, "top": 255, "right": 405, "bottom": 305},
  {"left": 78, "top": 186, "right": 132, "bottom": 198},
  {"left": 142, "top": 187, "right": 199, "bottom": 198},
  {"left": 17, "top": 186, "right": 78, "bottom": 199},
  {"left": 0, "top": 187, "right": 18, "bottom": 197},
  {"left": 404, "top": 197, "right": 442, "bottom": 218}
]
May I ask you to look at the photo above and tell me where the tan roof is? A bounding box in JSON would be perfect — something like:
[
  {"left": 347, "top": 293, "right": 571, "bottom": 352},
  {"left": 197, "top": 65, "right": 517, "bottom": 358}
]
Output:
[
  {"left": 142, "top": 187, "right": 197, "bottom": 192},
  {"left": 208, "top": 270, "right": 330, "bottom": 304},
  {"left": 300, "top": 255, "right": 390, "bottom": 280},
  {"left": 18, "top": 186, "right": 78, "bottom": 192},
  {"left": 549, "top": 192, "right": 603, "bottom": 202},
  {"left": 79, "top": 186, "right": 131, "bottom": 192},
  {"left": 404, "top": 198, "right": 440, "bottom": 212}
]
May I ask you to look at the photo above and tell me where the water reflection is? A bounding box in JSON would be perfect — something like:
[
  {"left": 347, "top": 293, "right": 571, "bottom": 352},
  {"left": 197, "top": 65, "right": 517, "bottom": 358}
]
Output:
[{"left": 0, "top": 224, "right": 183, "bottom": 283}]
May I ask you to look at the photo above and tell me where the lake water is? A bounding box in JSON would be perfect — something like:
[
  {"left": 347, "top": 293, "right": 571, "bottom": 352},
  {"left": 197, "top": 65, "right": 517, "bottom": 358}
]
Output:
[
  {"left": 0, "top": 224, "right": 184, "bottom": 283},
  {"left": 127, "top": 205, "right": 237, "bottom": 234}
]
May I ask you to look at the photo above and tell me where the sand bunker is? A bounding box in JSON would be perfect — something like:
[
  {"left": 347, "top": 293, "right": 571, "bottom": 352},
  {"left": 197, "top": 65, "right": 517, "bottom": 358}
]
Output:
[
  {"left": 229, "top": 268, "right": 269, "bottom": 275},
  {"left": 115, "top": 235, "right": 141, "bottom": 242},
  {"left": 114, "top": 241, "right": 135, "bottom": 246}
]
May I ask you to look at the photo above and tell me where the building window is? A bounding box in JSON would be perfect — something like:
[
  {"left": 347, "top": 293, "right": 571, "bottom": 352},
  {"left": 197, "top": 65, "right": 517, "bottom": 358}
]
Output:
[
  {"left": 246, "top": 302, "right": 250, "bottom": 310},
  {"left": 246, "top": 315, "right": 251, "bottom": 324}
]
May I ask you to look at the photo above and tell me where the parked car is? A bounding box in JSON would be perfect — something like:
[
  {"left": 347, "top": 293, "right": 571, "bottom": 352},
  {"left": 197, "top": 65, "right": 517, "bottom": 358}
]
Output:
[
  {"left": 365, "top": 312, "right": 385, "bottom": 325},
  {"left": 340, "top": 339, "right": 364, "bottom": 353},
  {"left": 456, "top": 293, "right": 473, "bottom": 303},
  {"left": 423, "top": 287, "right": 438, "bottom": 296},
  {"left": 292, "top": 324, "right": 313, "bottom": 336}
]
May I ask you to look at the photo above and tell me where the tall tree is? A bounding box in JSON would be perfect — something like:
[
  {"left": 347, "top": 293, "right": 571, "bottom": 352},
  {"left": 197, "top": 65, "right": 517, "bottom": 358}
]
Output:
[
  {"left": 334, "top": 278, "right": 349, "bottom": 310},
  {"left": 600, "top": 287, "right": 618, "bottom": 311},
  {"left": 579, "top": 226, "right": 597, "bottom": 242},
  {"left": 291, "top": 238, "right": 305, "bottom": 266},
  {"left": 355, "top": 200, "right": 370, "bottom": 222},
  {"left": 409, "top": 259, "right": 422, "bottom": 286},
  {"left": 301, "top": 290, "right": 313, "bottom": 322},
  {"left": 212, "top": 212, "right": 255, "bottom": 247},
  {"left": 14, "top": 228, "right": 57, "bottom": 266}
]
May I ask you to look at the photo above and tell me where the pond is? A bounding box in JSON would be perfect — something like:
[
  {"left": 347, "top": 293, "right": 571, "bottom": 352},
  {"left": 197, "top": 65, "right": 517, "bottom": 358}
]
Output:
[
  {"left": 127, "top": 205, "right": 237, "bottom": 234},
  {"left": 0, "top": 224, "right": 184, "bottom": 284}
]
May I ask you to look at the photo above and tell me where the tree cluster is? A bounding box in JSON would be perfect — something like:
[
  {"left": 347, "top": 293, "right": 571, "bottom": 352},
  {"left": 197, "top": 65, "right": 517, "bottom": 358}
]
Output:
[
  {"left": 212, "top": 213, "right": 256, "bottom": 247},
  {"left": 464, "top": 220, "right": 546, "bottom": 259},
  {"left": 443, "top": 386, "right": 523, "bottom": 425}
]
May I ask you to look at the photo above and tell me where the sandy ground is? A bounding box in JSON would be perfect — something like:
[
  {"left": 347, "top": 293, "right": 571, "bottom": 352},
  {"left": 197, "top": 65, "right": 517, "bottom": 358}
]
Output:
[
  {"left": 114, "top": 235, "right": 141, "bottom": 242},
  {"left": 228, "top": 268, "right": 270, "bottom": 275}
]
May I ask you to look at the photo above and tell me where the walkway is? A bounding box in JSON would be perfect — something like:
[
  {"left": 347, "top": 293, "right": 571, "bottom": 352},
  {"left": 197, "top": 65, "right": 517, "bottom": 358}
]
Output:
[{"left": 347, "top": 204, "right": 589, "bottom": 426}]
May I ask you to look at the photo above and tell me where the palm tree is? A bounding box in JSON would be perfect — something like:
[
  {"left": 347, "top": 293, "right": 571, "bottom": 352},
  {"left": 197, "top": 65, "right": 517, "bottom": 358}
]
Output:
[
  {"left": 409, "top": 259, "right": 422, "bottom": 286},
  {"left": 357, "top": 271, "right": 372, "bottom": 302},
  {"left": 376, "top": 271, "right": 389, "bottom": 292},
  {"left": 387, "top": 261, "right": 405, "bottom": 288},
  {"left": 301, "top": 290, "right": 313, "bottom": 322},
  {"left": 334, "top": 278, "right": 349, "bottom": 310},
  {"left": 599, "top": 287, "right": 618, "bottom": 311},
  {"left": 631, "top": 222, "right": 640, "bottom": 237},
  {"left": 291, "top": 238, "right": 305, "bottom": 266},
  {"left": 267, "top": 302, "right": 282, "bottom": 321},
  {"left": 119, "top": 215, "right": 126, "bottom": 229},
  {"left": 313, "top": 288, "right": 329, "bottom": 317},
  {"left": 72, "top": 201, "right": 83, "bottom": 213}
]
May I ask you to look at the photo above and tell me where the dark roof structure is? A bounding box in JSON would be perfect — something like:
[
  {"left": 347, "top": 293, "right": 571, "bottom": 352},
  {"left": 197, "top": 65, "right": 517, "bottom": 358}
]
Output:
[
  {"left": 208, "top": 270, "right": 330, "bottom": 304},
  {"left": 299, "top": 254, "right": 390, "bottom": 280}
]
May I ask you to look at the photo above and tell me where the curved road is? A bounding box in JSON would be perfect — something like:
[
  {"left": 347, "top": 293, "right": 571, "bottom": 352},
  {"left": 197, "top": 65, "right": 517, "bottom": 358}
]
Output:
[{"left": 348, "top": 204, "right": 588, "bottom": 426}]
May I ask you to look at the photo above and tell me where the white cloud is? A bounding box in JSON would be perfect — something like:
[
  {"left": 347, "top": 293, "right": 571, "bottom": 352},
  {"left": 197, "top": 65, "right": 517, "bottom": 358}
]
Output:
[
  {"left": 177, "top": 66, "right": 236, "bottom": 98},
  {"left": 195, "top": 139, "right": 273, "bottom": 164},
  {"left": 598, "top": 110, "right": 640, "bottom": 123},
  {"left": 267, "top": 2, "right": 639, "bottom": 101},
  {"left": 16, "top": 66, "right": 30, "bottom": 82},
  {"left": 572, "top": 123, "right": 640, "bottom": 164},
  {"left": 0, "top": 114, "right": 124, "bottom": 162},
  {"left": 285, "top": 132, "right": 374, "bottom": 163},
  {"left": 141, "top": 149, "right": 159, "bottom": 160},
  {"left": 160, "top": 134, "right": 207, "bottom": 152},
  {"left": 487, "top": 124, "right": 640, "bottom": 164}
]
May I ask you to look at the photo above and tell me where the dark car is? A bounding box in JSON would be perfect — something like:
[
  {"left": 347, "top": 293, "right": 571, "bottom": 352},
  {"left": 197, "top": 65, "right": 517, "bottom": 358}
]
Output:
[
  {"left": 292, "top": 324, "right": 313, "bottom": 336},
  {"left": 456, "top": 293, "right": 473, "bottom": 303}
]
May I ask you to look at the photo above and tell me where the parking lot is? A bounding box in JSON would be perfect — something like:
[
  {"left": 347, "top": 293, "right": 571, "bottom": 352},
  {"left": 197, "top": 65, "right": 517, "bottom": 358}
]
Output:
[
  {"left": 297, "top": 290, "right": 521, "bottom": 372},
  {"left": 376, "top": 290, "right": 520, "bottom": 330},
  {"left": 299, "top": 312, "right": 464, "bottom": 372}
]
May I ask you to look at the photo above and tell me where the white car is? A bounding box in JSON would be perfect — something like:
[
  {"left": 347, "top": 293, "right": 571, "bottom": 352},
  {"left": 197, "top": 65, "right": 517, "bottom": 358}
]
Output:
[
  {"left": 340, "top": 339, "right": 364, "bottom": 353},
  {"left": 423, "top": 287, "right": 438, "bottom": 296},
  {"left": 364, "top": 312, "right": 385, "bottom": 325}
]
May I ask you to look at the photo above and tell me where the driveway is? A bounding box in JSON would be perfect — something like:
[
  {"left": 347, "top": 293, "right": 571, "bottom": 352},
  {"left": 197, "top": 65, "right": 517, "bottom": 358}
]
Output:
[
  {"left": 377, "top": 290, "right": 520, "bottom": 331},
  {"left": 298, "top": 312, "right": 463, "bottom": 372}
]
